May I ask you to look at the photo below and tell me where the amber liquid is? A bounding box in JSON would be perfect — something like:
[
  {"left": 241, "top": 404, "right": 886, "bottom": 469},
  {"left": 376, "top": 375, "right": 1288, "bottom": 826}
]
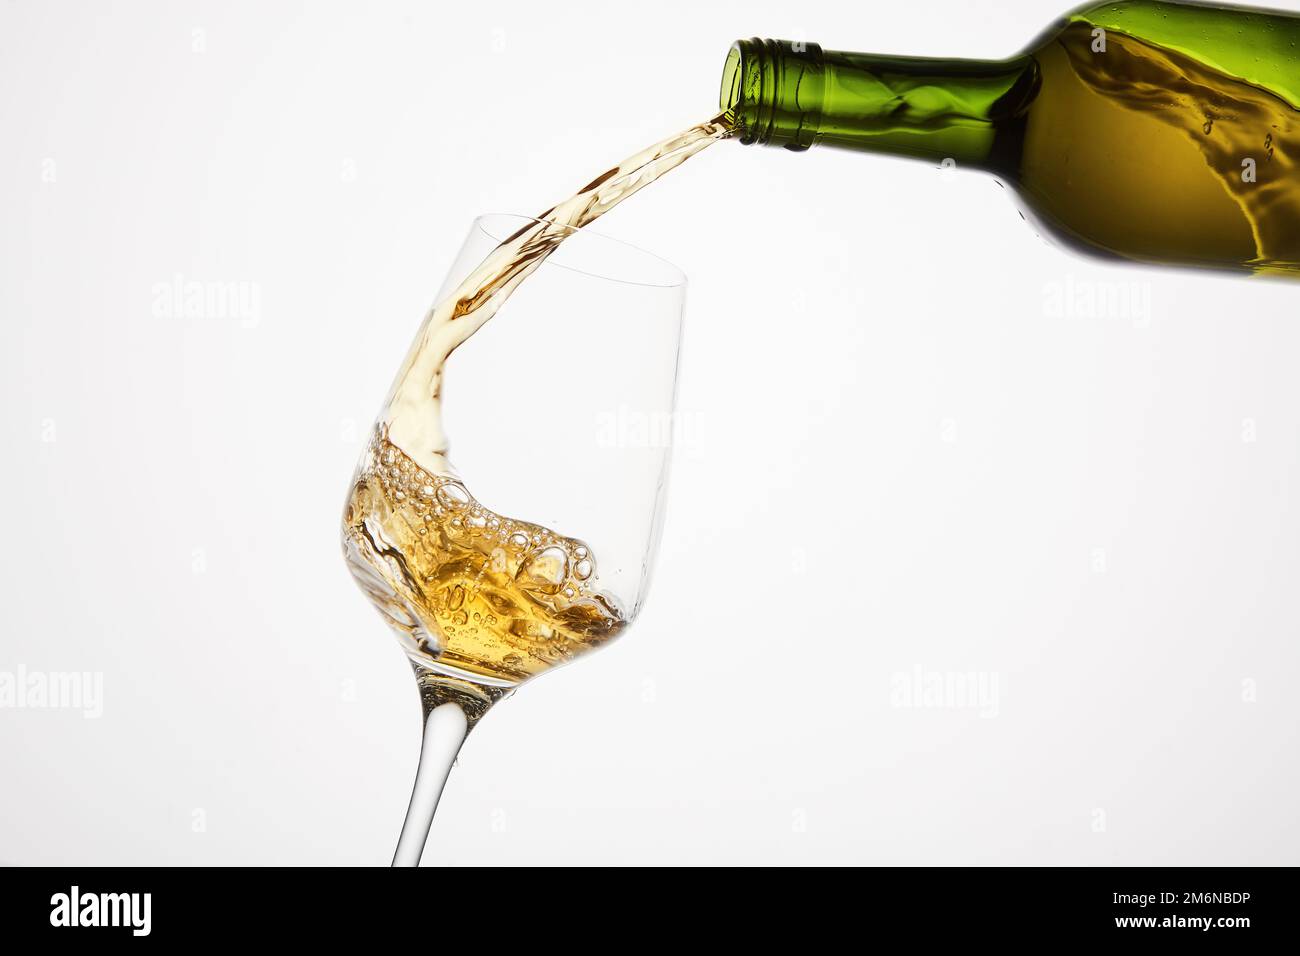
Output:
[
  {"left": 1016, "top": 22, "right": 1300, "bottom": 273},
  {"left": 343, "top": 114, "right": 732, "bottom": 685}
]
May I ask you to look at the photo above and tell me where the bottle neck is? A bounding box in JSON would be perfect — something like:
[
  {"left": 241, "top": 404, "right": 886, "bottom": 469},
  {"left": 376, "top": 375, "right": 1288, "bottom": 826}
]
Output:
[{"left": 721, "top": 39, "right": 1039, "bottom": 170}]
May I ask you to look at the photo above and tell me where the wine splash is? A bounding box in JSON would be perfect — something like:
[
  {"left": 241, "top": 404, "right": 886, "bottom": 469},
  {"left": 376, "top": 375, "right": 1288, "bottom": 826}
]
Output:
[{"left": 343, "top": 112, "right": 733, "bottom": 687}]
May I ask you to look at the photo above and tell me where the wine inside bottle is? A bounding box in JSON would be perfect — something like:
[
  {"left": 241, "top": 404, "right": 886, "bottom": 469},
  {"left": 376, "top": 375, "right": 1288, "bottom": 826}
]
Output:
[{"left": 722, "top": 0, "right": 1300, "bottom": 275}]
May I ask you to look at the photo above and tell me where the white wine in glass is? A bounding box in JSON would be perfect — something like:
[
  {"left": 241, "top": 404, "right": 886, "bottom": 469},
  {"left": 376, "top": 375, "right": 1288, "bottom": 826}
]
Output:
[{"left": 341, "top": 115, "right": 731, "bottom": 866}]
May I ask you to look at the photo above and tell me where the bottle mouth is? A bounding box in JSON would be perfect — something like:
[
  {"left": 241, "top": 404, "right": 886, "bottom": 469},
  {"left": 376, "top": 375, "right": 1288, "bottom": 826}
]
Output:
[
  {"left": 719, "top": 38, "right": 824, "bottom": 150},
  {"left": 720, "top": 44, "right": 744, "bottom": 121}
]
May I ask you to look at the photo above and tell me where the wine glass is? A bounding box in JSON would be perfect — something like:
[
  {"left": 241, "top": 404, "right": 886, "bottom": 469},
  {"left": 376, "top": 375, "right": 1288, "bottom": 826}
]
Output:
[{"left": 341, "top": 213, "right": 686, "bottom": 866}]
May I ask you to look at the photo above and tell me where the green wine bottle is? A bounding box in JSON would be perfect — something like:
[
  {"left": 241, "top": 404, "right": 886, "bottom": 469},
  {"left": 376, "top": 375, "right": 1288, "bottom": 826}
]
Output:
[{"left": 722, "top": 0, "right": 1300, "bottom": 275}]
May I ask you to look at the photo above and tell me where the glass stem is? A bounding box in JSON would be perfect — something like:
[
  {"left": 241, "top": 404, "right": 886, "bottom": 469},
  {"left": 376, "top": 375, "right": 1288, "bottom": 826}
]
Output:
[{"left": 391, "top": 662, "right": 506, "bottom": 868}]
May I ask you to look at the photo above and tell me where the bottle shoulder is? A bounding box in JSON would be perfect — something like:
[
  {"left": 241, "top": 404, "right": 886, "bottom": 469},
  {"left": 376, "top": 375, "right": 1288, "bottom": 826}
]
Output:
[{"left": 1021, "top": 0, "right": 1300, "bottom": 94}]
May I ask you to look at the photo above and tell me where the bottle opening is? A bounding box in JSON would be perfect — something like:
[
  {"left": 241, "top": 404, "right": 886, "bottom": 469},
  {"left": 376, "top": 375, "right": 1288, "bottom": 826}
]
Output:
[
  {"left": 720, "top": 44, "right": 743, "bottom": 115},
  {"left": 719, "top": 38, "right": 824, "bottom": 150}
]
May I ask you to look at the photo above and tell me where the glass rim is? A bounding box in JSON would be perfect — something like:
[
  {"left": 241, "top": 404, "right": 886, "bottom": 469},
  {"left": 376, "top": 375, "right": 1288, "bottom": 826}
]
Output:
[{"left": 472, "top": 212, "right": 688, "bottom": 290}]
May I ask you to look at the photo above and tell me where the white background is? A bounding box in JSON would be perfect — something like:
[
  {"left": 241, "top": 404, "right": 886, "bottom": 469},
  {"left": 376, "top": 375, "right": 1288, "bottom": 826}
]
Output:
[{"left": 3, "top": 0, "right": 1299, "bottom": 865}]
